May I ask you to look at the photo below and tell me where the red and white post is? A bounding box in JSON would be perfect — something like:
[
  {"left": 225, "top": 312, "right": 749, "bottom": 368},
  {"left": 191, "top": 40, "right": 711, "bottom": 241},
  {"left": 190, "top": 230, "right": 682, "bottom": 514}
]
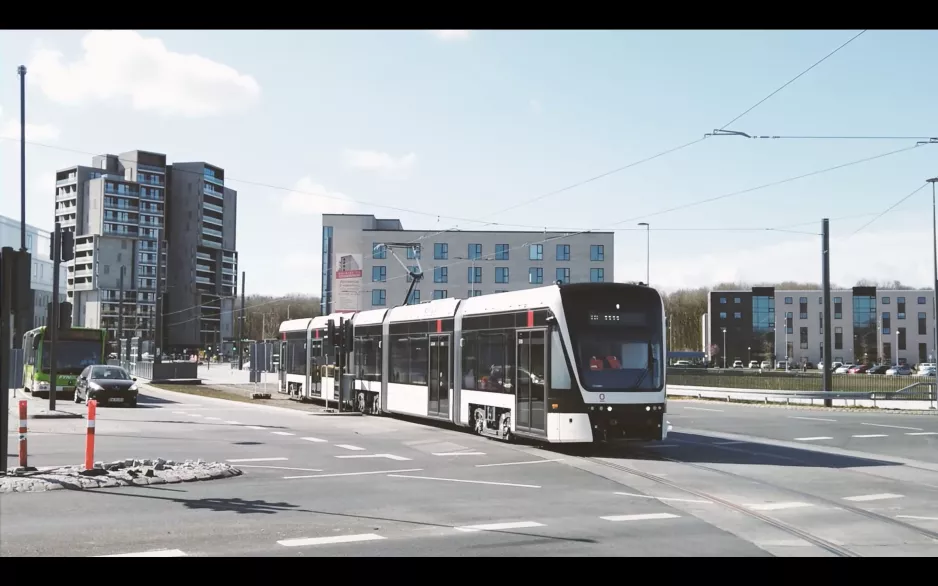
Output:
[
  {"left": 18, "top": 400, "right": 28, "bottom": 468},
  {"left": 84, "top": 399, "right": 97, "bottom": 471}
]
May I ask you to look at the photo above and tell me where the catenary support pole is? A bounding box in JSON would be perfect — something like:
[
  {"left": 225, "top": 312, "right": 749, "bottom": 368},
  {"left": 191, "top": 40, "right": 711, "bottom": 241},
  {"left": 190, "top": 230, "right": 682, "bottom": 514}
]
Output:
[
  {"left": 238, "top": 272, "right": 245, "bottom": 370},
  {"left": 49, "top": 224, "right": 61, "bottom": 412},
  {"left": 822, "top": 218, "right": 833, "bottom": 406}
]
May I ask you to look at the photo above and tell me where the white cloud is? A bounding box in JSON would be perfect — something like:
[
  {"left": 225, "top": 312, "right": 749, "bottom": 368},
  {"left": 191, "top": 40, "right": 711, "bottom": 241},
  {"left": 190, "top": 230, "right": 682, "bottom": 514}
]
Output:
[
  {"left": 0, "top": 105, "right": 60, "bottom": 142},
  {"left": 281, "top": 176, "right": 358, "bottom": 216},
  {"left": 431, "top": 30, "right": 472, "bottom": 41},
  {"left": 342, "top": 149, "right": 417, "bottom": 179},
  {"left": 27, "top": 30, "right": 261, "bottom": 117},
  {"left": 643, "top": 229, "right": 937, "bottom": 293}
]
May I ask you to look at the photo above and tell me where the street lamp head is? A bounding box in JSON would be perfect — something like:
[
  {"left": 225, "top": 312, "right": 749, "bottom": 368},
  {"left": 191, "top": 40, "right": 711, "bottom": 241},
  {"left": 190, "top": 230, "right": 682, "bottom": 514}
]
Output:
[
  {"left": 638, "top": 222, "right": 649, "bottom": 227},
  {"left": 927, "top": 177, "right": 938, "bottom": 184}
]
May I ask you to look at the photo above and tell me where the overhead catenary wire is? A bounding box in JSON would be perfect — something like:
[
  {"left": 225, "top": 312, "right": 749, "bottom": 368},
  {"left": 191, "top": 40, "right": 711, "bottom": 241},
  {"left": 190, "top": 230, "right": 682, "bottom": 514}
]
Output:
[
  {"left": 717, "top": 29, "right": 868, "bottom": 131},
  {"left": 850, "top": 183, "right": 929, "bottom": 237}
]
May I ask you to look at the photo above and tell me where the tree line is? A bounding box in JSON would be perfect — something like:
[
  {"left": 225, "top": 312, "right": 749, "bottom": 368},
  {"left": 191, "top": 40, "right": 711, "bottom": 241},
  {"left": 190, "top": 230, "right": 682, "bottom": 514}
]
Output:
[{"left": 238, "top": 278, "right": 929, "bottom": 349}]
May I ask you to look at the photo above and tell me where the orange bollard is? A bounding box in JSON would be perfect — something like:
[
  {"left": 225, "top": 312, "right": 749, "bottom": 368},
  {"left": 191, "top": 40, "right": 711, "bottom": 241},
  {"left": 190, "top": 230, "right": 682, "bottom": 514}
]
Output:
[
  {"left": 84, "top": 400, "right": 97, "bottom": 471},
  {"left": 18, "top": 400, "right": 28, "bottom": 468}
]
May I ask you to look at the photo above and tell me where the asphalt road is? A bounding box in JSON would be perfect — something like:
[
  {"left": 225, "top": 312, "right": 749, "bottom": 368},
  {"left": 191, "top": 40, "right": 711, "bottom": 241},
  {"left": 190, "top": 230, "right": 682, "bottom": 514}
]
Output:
[{"left": 3, "top": 389, "right": 938, "bottom": 557}]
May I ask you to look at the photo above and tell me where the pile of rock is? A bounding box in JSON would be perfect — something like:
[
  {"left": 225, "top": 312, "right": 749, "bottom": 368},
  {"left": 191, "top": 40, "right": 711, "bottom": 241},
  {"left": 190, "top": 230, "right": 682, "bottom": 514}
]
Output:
[{"left": 0, "top": 458, "right": 242, "bottom": 493}]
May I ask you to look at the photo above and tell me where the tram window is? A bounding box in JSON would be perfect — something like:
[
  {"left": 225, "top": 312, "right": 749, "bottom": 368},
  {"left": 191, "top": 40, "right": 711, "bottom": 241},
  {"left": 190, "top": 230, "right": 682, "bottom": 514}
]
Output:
[
  {"left": 461, "top": 332, "right": 478, "bottom": 389},
  {"left": 463, "top": 329, "right": 514, "bottom": 394},
  {"left": 390, "top": 334, "right": 411, "bottom": 384},
  {"left": 355, "top": 335, "right": 381, "bottom": 382},
  {"left": 550, "top": 329, "right": 571, "bottom": 389},
  {"left": 410, "top": 334, "right": 428, "bottom": 385}
]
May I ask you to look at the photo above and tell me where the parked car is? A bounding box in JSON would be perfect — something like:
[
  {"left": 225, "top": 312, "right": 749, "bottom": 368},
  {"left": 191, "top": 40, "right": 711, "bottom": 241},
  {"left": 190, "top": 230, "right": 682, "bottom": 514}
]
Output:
[
  {"left": 74, "top": 365, "right": 140, "bottom": 407},
  {"left": 866, "top": 364, "right": 890, "bottom": 375},
  {"left": 748, "top": 360, "right": 759, "bottom": 368},
  {"left": 915, "top": 366, "right": 936, "bottom": 377},
  {"left": 776, "top": 361, "right": 789, "bottom": 370},
  {"left": 834, "top": 364, "right": 853, "bottom": 374},
  {"left": 848, "top": 364, "right": 872, "bottom": 374},
  {"left": 760, "top": 360, "right": 772, "bottom": 369},
  {"left": 732, "top": 360, "right": 744, "bottom": 368},
  {"left": 885, "top": 364, "right": 913, "bottom": 376}
]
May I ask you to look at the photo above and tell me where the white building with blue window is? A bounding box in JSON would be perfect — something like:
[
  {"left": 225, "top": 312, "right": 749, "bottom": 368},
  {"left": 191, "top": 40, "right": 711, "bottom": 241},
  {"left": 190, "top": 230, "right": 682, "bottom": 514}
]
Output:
[{"left": 320, "top": 214, "right": 615, "bottom": 313}]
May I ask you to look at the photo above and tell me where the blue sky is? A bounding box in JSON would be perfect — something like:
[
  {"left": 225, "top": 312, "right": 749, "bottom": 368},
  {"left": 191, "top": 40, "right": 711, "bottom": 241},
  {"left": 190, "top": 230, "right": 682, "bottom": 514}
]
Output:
[{"left": 1, "top": 29, "right": 936, "bottom": 295}]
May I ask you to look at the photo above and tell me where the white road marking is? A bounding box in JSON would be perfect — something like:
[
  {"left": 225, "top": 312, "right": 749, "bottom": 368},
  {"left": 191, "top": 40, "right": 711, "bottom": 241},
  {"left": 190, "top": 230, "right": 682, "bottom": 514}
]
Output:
[
  {"left": 714, "top": 441, "right": 747, "bottom": 445},
  {"left": 906, "top": 432, "right": 938, "bottom": 436},
  {"left": 284, "top": 468, "right": 423, "bottom": 480},
  {"left": 455, "top": 521, "right": 545, "bottom": 532},
  {"left": 645, "top": 444, "right": 679, "bottom": 448},
  {"left": 98, "top": 549, "right": 187, "bottom": 557},
  {"left": 224, "top": 421, "right": 241, "bottom": 425},
  {"left": 237, "top": 465, "right": 323, "bottom": 472},
  {"left": 188, "top": 414, "right": 203, "bottom": 418},
  {"left": 843, "top": 493, "right": 904, "bottom": 502},
  {"left": 476, "top": 458, "right": 565, "bottom": 468},
  {"left": 861, "top": 422, "right": 923, "bottom": 431},
  {"left": 336, "top": 454, "right": 412, "bottom": 461},
  {"left": 245, "top": 425, "right": 266, "bottom": 430},
  {"left": 271, "top": 431, "right": 295, "bottom": 436},
  {"left": 794, "top": 437, "right": 833, "bottom": 441},
  {"left": 683, "top": 407, "right": 723, "bottom": 412},
  {"left": 614, "top": 491, "right": 712, "bottom": 504},
  {"left": 789, "top": 416, "right": 838, "bottom": 422},
  {"left": 431, "top": 451, "right": 486, "bottom": 456},
  {"left": 335, "top": 444, "right": 365, "bottom": 451},
  {"left": 601, "top": 513, "right": 681, "bottom": 522},
  {"left": 387, "top": 474, "right": 540, "bottom": 489},
  {"left": 301, "top": 437, "right": 328, "bottom": 443},
  {"left": 226, "top": 457, "right": 288, "bottom": 463},
  {"left": 278, "top": 534, "right": 385, "bottom": 547},
  {"left": 204, "top": 417, "right": 221, "bottom": 421},
  {"left": 172, "top": 411, "right": 187, "bottom": 415},
  {"left": 897, "top": 515, "right": 938, "bottom": 521},
  {"left": 746, "top": 502, "right": 814, "bottom": 511},
  {"left": 851, "top": 434, "right": 888, "bottom": 438}
]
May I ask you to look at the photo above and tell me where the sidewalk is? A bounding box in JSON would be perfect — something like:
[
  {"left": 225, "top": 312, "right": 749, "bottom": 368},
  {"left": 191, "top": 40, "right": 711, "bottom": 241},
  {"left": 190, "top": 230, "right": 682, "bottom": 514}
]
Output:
[{"left": 6, "top": 389, "right": 84, "bottom": 419}]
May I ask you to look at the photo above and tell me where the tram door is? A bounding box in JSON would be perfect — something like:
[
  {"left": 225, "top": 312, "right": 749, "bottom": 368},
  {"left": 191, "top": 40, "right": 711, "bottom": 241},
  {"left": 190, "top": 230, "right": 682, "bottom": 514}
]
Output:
[
  {"left": 428, "top": 334, "right": 451, "bottom": 419},
  {"left": 515, "top": 329, "right": 547, "bottom": 434},
  {"left": 278, "top": 341, "right": 287, "bottom": 393}
]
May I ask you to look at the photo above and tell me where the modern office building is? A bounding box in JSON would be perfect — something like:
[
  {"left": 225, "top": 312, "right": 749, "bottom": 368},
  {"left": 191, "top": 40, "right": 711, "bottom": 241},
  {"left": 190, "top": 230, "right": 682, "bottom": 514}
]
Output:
[
  {"left": 0, "top": 214, "right": 67, "bottom": 329},
  {"left": 54, "top": 150, "right": 238, "bottom": 353},
  {"left": 320, "top": 214, "right": 615, "bottom": 314},
  {"left": 703, "top": 286, "right": 937, "bottom": 367}
]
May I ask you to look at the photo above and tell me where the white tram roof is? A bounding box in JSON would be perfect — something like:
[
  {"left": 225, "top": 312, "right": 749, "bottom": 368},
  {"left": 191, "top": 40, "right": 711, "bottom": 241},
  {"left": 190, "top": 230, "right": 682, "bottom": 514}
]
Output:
[
  {"left": 456, "top": 284, "right": 562, "bottom": 317},
  {"left": 310, "top": 313, "right": 350, "bottom": 330},
  {"left": 279, "top": 318, "right": 313, "bottom": 334},
  {"left": 352, "top": 308, "right": 388, "bottom": 326},
  {"left": 386, "top": 298, "right": 461, "bottom": 323}
]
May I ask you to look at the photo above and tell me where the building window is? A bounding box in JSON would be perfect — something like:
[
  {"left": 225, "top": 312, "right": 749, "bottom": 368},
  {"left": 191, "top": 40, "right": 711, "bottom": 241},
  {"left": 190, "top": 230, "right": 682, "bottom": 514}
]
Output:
[
  {"left": 529, "top": 244, "right": 543, "bottom": 261},
  {"left": 882, "top": 296, "right": 890, "bottom": 304},
  {"left": 818, "top": 296, "right": 822, "bottom": 305},
  {"left": 799, "top": 297, "right": 807, "bottom": 319},
  {"left": 883, "top": 342, "right": 892, "bottom": 363},
  {"left": 434, "top": 267, "right": 448, "bottom": 283},
  {"left": 719, "top": 312, "right": 727, "bottom": 319},
  {"left": 800, "top": 327, "right": 808, "bottom": 349},
  {"left": 529, "top": 267, "right": 543, "bottom": 284},
  {"left": 556, "top": 267, "right": 570, "bottom": 284},
  {"left": 372, "top": 243, "right": 386, "bottom": 259},
  {"left": 834, "top": 326, "right": 843, "bottom": 350},
  {"left": 918, "top": 296, "right": 927, "bottom": 304},
  {"left": 734, "top": 297, "right": 741, "bottom": 304},
  {"left": 469, "top": 290, "right": 482, "bottom": 297},
  {"left": 372, "top": 289, "right": 386, "bottom": 306},
  {"left": 834, "top": 296, "right": 842, "bottom": 319},
  {"left": 407, "top": 246, "right": 421, "bottom": 260},
  {"left": 733, "top": 312, "right": 741, "bottom": 319},
  {"left": 433, "top": 290, "right": 447, "bottom": 300},
  {"left": 406, "top": 265, "right": 420, "bottom": 282},
  {"left": 898, "top": 327, "right": 906, "bottom": 350},
  {"left": 897, "top": 297, "right": 906, "bottom": 319},
  {"left": 785, "top": 311, "right": 793, "bottom": 334},
  {"left": 919, "top": 342, "right": 928, "bottom": 363},
  {"left": 719, "top": 297, "right": 726, "bottom": 304},
  {"left": 590, "top": 268, "right": 604, "bottom": 283},
  {"left": 590, "top": 245, "right": 604, "bottom": 261},
  {"left": 468, "top": 266, "right": 482, "bottom": 283},
  {"left": 371, "top": 266, "right": 386, "bottom": 282},
  {"left": 919, "top": 312, "right": 927, "bottom": 335},
  {"left": 408, "top": 289, "right": 420, "bottom": 304},
  {"left": 556, "top": 244, "right": 570, "bottom": 261},
  {"left": 468, "top": 244, "right": 482, "bottom": 260},
  {"left": 434, "top": 243, "right": 448, "bottom": 260},
  {"left": 495, "top": 267, "right": 509, "bottom": 283},
  {"left": 784, "top": 297, "right": 792, "bottom": 304},
  {"left": 882, "top": 311, "right": 891, "bottom": 335},
  {"left": 495, "top": 244, "right": 509, "bottom": 260}
]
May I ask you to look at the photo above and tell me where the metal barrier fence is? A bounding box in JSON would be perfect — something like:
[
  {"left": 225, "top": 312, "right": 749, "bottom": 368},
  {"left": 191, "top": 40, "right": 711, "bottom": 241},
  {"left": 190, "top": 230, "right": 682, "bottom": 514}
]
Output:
[
  {"left": 120, "top": 359, "right": 198, "bottom": 381},
  {"left": 667, "top": 367, "right": 935, "bottom": 395},
  {"left": 669, "top": 381, "right": 937, "bottom": 404}
]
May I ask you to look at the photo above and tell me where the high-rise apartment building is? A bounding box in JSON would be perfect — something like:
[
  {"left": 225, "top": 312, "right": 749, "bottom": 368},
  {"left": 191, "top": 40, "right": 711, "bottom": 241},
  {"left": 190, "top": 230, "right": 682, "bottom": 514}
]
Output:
[{"left": 54, "top": 150, "right": 237, "bottom": 354}]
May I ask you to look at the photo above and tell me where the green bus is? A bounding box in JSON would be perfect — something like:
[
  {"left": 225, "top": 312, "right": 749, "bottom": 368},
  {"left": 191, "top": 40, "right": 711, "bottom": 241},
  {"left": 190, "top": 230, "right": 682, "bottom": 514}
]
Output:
[{"left": 22, "top": 326, "right": 108, "bottom": 399}]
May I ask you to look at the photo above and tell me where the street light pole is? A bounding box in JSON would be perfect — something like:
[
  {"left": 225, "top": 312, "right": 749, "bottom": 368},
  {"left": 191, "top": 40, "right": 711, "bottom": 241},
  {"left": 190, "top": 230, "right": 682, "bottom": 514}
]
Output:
[
  {"left": 638, "top": 222, "right": 650, "bottom": 285},
  {"left": 928, "top": 177, "right": 938, "bottom": 375},
  {"left": 721, "top": 327, "right": 727, "bottom": 368}
]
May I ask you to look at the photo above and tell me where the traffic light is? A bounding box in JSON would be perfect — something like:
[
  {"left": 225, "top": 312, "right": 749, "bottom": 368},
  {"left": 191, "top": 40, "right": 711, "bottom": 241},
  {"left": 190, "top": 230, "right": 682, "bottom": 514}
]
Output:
[{"left": 61, "top": 230, "right": 74, "bottom": 262}]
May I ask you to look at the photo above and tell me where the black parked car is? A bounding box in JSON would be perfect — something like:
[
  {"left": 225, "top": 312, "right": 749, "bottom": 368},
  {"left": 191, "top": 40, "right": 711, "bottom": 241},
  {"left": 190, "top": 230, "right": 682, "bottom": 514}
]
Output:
[{"left": 74, "top": 365, "right": 140, "bottom": 407}]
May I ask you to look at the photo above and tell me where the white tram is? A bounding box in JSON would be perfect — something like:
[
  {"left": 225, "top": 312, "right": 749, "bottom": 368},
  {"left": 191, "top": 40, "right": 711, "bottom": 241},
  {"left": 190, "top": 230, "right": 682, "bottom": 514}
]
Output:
[{"left": 277, "top": 282, "right": 667, "bottom": 444}]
